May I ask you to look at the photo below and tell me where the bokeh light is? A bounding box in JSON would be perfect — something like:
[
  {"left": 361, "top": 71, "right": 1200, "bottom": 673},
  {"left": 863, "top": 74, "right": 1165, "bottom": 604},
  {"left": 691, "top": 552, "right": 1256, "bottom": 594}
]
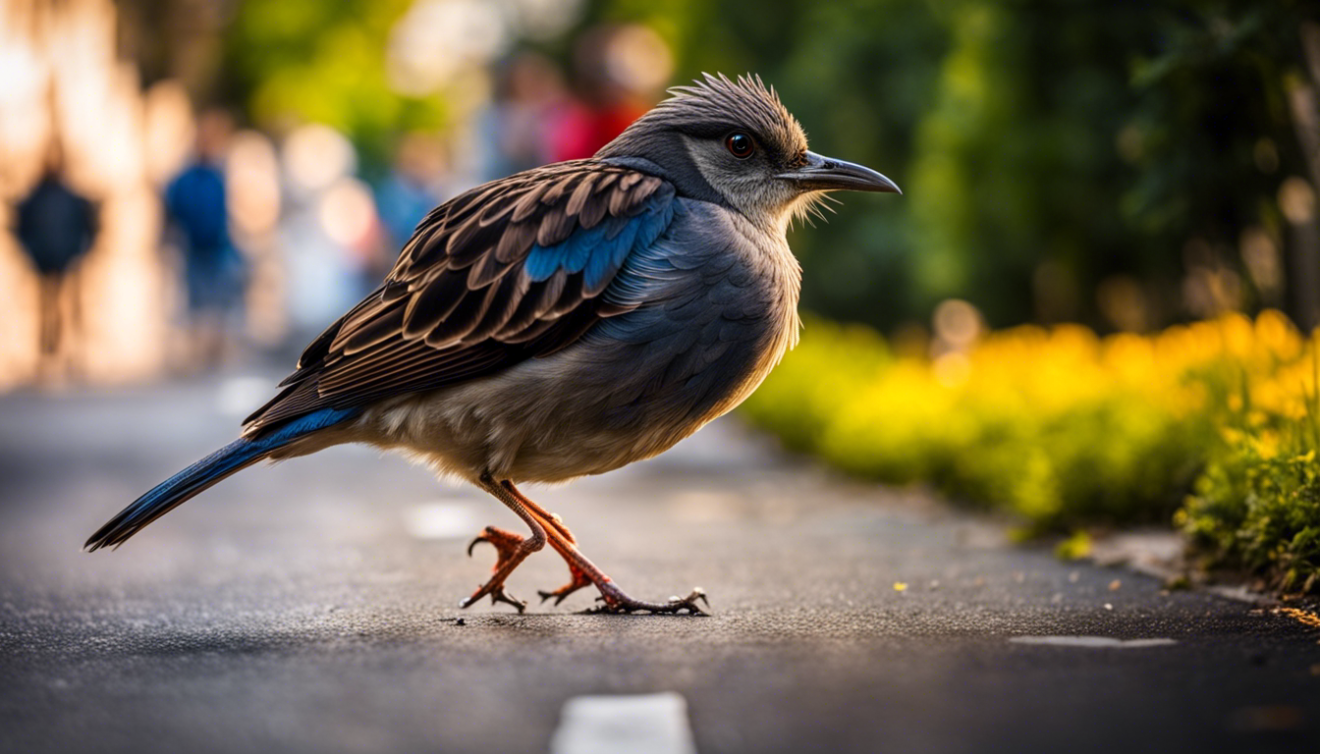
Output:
[
  {"left": 283, "top": 124, "right": 356, "bottom": 196},
  {"left": 388, "top": 0, "right": 510, "bottom": 96},
  {"left": 319, "top": 178, "right": 379, "bottom": 250}
]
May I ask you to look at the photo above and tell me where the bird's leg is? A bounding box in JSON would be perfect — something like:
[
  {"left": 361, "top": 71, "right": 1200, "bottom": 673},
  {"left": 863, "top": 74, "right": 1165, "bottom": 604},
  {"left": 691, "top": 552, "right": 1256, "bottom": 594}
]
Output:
[
  {"left": 460, "top": 473, "right": 546, "bottom": 613},
  {"left": 500, "top": 481, "right": 708, "bottom": 615},
  {"left": 466, "top": 526, "right": 529, "bottom": 574},
  {"left": 493, "top": 482, "right": 592, "bottom": 605}
]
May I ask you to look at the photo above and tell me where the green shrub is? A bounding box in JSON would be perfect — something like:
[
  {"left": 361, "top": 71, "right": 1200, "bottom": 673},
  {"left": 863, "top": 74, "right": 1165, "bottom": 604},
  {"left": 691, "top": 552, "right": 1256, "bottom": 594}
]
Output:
[
  {"left": 741, "top": 311, "right": 1320, "bottom": 591},
  {"left": 1179, "top": 362, "right": 1320, "bottom": 592}
]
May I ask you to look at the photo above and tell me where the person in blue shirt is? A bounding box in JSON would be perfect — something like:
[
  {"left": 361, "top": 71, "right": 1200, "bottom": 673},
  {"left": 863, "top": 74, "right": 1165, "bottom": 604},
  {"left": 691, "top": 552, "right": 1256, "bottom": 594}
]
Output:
[
  {"left": 14, "top": 141, "right": 97, "bottom": 379},
  {"left": 164, "top": 110, "right": 247, "bottom": 369}
]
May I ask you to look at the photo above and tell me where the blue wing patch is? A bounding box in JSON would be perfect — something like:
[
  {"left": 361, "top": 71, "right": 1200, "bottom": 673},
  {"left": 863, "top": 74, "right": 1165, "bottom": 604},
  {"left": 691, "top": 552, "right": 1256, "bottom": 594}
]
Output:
[{"left": 523, "top": 191, "right": 677, "bottom": 293}]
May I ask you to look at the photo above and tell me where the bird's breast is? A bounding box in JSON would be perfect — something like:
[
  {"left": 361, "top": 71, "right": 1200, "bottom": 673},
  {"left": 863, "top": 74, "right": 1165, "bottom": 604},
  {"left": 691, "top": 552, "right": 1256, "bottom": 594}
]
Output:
[{"left": 513, "top": 203, "right": 800, "bottom": 475}]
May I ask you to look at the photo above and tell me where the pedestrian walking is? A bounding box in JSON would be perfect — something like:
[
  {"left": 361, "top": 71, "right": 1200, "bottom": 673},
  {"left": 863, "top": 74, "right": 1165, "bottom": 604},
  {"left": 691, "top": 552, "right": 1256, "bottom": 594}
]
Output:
[
  {"left": 14, "top": 142, "right": 97, "bottom": 381},
  {"left": 164, "top": 110, "right": 247, "bottom": 369}
]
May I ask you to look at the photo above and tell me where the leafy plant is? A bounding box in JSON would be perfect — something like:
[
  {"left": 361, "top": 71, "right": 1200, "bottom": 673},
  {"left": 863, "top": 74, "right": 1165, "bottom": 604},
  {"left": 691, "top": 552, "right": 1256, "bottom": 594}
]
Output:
[{"left": 742, "top": 310, "right": 1320, "bottom": 590}]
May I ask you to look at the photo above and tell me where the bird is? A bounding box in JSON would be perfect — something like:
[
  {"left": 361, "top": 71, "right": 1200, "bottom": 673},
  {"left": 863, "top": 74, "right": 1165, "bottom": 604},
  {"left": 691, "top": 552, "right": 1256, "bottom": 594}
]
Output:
[{"left": 85, "top": 74, "right": 900, "bottom": 615}]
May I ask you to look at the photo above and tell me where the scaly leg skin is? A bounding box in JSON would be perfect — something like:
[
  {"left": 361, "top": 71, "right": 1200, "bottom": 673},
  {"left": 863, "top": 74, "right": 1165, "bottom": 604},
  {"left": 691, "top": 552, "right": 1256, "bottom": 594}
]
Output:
[
  {"left": 499, "top": 481, "right": 709, "bottom": 616},
  {"left": 536, "top": 555, "right": 593, "bottom": 607},
  {"left": 459, "top": 474, "right": 546, "bottom": 613},
  {"left": 465, "top": 525, "right": 533, "bottom": 610},
  {"left": 468, "top": 523, "right": 592, "bottom": 607},
  {"left": 493, "top": 481, "right": 594, "bottom": 605}
]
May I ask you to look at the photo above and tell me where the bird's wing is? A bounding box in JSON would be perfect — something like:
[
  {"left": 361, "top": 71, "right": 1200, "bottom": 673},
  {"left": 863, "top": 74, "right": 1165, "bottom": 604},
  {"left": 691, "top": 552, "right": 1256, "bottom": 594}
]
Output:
[{"left": 243, "top": 160, "right": 677, "bottom": 434}]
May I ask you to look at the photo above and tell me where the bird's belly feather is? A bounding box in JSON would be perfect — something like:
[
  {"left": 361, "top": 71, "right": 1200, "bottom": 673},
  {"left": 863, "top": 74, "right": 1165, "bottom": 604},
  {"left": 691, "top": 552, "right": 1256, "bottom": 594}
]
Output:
[{"left": 364, "top": 312, "right": 790, "bottom": 483}]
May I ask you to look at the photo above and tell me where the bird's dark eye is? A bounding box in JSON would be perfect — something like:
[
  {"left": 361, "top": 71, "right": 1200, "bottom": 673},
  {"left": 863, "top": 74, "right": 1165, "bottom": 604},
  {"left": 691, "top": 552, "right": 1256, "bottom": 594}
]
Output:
[{"left": 725, "top": 132, "right": 754, "bottom": 159}]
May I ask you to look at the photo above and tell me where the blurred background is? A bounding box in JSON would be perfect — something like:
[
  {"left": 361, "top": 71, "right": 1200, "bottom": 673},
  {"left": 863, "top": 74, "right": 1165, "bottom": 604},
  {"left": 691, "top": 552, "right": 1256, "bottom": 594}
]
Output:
[
  {"left": 2, "top": 0, "right": 1317, "bottom": 388},
  {"left": 2, "top": 0, "right": 1319, "bottom": 584}
]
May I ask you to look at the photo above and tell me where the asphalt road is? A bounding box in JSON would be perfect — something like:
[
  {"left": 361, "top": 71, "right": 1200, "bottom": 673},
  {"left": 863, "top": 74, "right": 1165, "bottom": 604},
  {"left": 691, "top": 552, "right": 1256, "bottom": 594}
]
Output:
[{"left": 2, "top": 373, "right": 1319, "bottom": 754}]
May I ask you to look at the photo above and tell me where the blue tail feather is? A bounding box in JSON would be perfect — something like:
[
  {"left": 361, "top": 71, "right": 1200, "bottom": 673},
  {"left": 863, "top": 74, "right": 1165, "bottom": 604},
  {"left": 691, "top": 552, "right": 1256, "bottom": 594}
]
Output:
[{"left": 84, "top": 407, "right": 359, "bottom": 551}]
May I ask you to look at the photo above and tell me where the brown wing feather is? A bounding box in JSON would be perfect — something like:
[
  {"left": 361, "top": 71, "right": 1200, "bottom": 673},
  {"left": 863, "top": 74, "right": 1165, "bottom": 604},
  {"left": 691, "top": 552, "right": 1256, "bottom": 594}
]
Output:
[{"left": 243, "top": 160, "right": 670, "bottom": 435}]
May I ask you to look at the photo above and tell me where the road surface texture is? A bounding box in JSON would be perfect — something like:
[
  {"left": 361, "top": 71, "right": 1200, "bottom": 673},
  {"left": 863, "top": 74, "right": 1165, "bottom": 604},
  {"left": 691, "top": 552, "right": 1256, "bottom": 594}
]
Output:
[{"left": 2, "top": 373, "right": 1318, "bottom": 754}]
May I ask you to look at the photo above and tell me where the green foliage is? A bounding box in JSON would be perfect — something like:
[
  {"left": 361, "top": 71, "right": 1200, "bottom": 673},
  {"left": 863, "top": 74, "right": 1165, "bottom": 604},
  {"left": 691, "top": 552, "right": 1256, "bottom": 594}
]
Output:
[
  {"left": 1180, "top": 367, "right": 1320, "bottom": 592},
  {"left": 599, "top": 0, "right": 1319, "bottom": 330},
  {"left": 743, "top": 318, "right": 1220, "bottom": 530},
  {"left": 221, "top": 0, "right": 447, "bottom": 169},
  {"left": 1055, "top": 530, "right": 1093, "bottom": 560},
  {"left": 743, "top": 317, "right": 891, "bottom": 452},
  {"left": 742, "top": 312, "right": 1320, "bottom": 591}
]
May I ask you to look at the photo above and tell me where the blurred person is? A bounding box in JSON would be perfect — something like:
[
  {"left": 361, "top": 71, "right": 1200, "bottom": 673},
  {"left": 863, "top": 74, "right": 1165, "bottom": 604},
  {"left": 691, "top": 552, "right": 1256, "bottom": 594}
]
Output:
[
  {"left": 550, "top": 24, "right": 669, "bottom": 162},
  {"left": 475, "top": 52, "right": 579, "bottom": 180},
  {"left": 13, "top": 140, "right": 98, "bottom": 381},
  {"left": 545, "top": 87, "right": 600, "bottom": 163},
  {"left": 278, "top": 124, "right": 373, "bottom": 339},
  {"left": 164, "top": 109, "right": 247, "bottom": 370},
  {"left": 328, "top": 176, "right": 390, "bottom": 302},
  {"left": 375, "top": 132, "right": 448, "bottom": 255}
]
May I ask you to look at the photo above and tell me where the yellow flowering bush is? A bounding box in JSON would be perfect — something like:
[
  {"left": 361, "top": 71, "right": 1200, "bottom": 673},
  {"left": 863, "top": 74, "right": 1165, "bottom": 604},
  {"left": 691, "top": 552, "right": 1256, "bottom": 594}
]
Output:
[
  {"left": 1178, "top": 332, "right": 1320, "bottom": 592},
  {"left": 742, "top": 310, "right": 1320, "bottom": 590}
]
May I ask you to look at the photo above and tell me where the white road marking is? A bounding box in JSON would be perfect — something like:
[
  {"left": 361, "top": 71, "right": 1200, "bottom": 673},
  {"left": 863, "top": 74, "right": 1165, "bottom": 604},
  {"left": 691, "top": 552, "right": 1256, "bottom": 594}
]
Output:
[
  {"left": 403, "top": 501, "right": 480, "bottom": 540},
  {"left": 549, "top": 692, "right": 698, "bottom": 754},
  {"left": 1009, "top": 636, "right": 1177, "bottom": 648}
]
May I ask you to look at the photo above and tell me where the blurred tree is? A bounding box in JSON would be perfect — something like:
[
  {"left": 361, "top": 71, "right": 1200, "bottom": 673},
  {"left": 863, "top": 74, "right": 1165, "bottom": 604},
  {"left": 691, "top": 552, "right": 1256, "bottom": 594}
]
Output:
[
  {"left": 219, "top": 0, "right": 447, "bottom": 170},
  {"left": 117, "top": 0, "right": 237, "bottom": 99},
  {"left": 595, "top": 0, "right": 1320, "bottom": 332},
  {"left": 1124, "top": 2, "right": 1320, "bottom": 328}
]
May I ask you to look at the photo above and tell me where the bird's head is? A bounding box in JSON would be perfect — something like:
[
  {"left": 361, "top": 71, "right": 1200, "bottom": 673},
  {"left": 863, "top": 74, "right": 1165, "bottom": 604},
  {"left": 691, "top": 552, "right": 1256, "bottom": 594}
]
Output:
[{"left": 596, "top": 73, "right": 899, "bottom": 232}]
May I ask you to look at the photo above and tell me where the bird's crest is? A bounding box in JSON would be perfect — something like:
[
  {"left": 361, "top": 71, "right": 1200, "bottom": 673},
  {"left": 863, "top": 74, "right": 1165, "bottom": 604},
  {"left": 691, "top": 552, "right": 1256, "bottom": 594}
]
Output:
[{"left": 610, "top": 73, "right": 808, "bottom": 163}]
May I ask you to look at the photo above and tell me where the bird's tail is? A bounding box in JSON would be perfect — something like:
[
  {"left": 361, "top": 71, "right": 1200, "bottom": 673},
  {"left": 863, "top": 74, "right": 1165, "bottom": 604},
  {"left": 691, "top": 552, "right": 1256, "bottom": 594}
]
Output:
[{"left": 84, "top": 406, "right": 359, "bottom": 552}]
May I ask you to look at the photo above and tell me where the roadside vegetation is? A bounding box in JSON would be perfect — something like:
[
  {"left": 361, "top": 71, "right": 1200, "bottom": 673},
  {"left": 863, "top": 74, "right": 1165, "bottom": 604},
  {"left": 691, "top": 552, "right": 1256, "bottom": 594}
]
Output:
[{"left": 741, "top": 310, "right": 1320, "bottom": 593}]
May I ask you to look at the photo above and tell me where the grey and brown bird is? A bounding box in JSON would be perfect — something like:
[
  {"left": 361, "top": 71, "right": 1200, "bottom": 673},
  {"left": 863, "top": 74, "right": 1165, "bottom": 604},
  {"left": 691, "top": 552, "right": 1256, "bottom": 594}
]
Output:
[{"left": 85, "top": 74, "right": 900, "bottom": 614}]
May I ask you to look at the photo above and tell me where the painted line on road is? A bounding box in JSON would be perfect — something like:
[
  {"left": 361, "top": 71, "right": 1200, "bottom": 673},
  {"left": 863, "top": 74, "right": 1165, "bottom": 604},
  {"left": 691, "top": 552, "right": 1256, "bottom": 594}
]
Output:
[
  {"left": 1009, "top": 636, "right": 1177, "bottom": 648},
  {"left": 549, "top": 692, "right": 697, "bottom": 754}
]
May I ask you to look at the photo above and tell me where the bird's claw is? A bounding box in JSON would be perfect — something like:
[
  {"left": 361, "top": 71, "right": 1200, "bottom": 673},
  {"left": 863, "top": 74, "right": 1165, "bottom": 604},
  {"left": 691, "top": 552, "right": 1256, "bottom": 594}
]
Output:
[
  {"left": 537, "top": 563, "right": 593, "bottom": 606},
  {"left": 466, "top": 526, "right": 525, "bottom": 567},
  {"left": 458, "top": 585, "right": 527, "bottom": 613},
  {"left": 462, "top": 526, "right": 531, "bottom": 613},
  {"left": 487, "top": 586, "right": 527, "bottom": 613},
  {"left": 537, "top": 589, "right": 567, "bottom": 606},
  {"left": 586, "top": 587, "right": 709, "bottom": 616},
  {"left": 463, "top": 522, "right": 709, "bottom": 617}
]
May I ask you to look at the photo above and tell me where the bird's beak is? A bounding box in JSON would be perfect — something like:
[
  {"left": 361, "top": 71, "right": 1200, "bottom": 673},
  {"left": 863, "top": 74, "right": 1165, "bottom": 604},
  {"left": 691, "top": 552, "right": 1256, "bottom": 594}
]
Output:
[{"left": 778, "top": 151, "right": 901, "bottom": 194}]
